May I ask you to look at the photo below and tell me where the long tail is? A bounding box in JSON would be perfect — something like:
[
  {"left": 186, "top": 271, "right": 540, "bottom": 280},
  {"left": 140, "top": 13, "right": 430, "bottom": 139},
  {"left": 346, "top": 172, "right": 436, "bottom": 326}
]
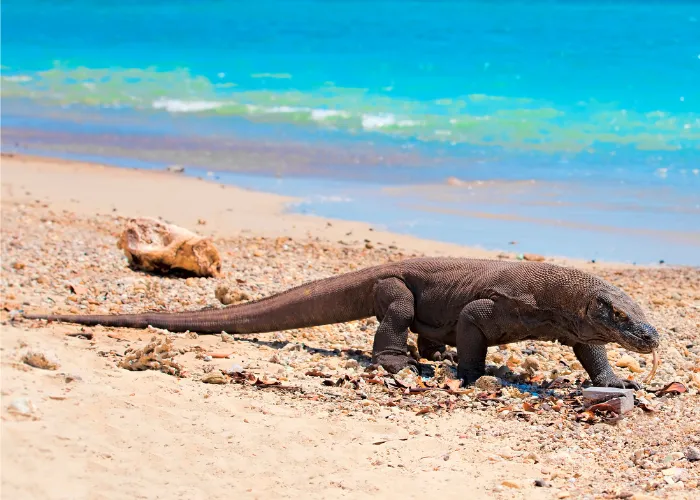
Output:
[{"left": 23, "top": 265, "right": 397, "bottom": 333}]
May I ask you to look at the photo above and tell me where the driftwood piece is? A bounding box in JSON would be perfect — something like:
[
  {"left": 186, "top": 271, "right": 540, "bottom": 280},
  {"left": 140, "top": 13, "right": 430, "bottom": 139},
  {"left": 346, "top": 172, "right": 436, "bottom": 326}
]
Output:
[{"left": 117, "top": 217, "right": 221, "bottom": 277}]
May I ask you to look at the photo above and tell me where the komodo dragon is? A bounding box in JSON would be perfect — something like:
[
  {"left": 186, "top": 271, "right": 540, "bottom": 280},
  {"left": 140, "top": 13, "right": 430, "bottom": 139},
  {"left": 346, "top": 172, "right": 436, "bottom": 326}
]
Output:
[{"left": 23, "top": 257, "right": 659, "bottom": 388}]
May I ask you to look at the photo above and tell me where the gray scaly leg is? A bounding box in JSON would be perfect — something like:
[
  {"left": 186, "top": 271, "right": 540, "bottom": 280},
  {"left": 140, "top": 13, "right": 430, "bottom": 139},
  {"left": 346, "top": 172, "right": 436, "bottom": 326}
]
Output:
[
  {"left": 573, "top": 343, "right": 641, "bottom": 390},
  {"left": 371, "top": 277, "right": 418, "bottom": 374},
  {"left": 455, "top": 299, "right": 496, "bottom": 385}
]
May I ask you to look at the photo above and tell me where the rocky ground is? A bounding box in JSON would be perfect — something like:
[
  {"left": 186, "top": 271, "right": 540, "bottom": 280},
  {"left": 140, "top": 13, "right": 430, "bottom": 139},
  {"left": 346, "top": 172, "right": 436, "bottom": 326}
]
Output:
[{"left": 2, "top": 201, "right": 699, "bottom": 499}]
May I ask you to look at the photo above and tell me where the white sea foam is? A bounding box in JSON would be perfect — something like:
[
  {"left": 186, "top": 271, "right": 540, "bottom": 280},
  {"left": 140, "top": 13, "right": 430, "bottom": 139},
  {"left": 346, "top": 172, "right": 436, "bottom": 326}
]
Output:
[
  {"left": 361, "top": 113, "right": 397, "bottom": 129},
  {"left": 397, "top": 119, "right": 421, "bottom": 127},
  {"left": 2, "top": 75, "right": 32, "bottom": 82},
  {"left": 152, "top": 98, "right": 224, "bottom": 113},
  {"left": 266, "top": 106, "right": 304, "bottom": 113},
  {"left": 311, "top": 109, "right": 350, "bottom": 121}
]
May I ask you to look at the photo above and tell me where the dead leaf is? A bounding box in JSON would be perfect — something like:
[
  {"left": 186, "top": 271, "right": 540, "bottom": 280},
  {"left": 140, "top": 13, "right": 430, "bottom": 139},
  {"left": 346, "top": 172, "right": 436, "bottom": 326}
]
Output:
[
  {"left": 415, "top": 407, "right": 434, "bottom": 416},
  {"left": 522, "top": 401, "right": 536, "bottom": 412},
  {"left": 575, "top": 410, "right": 598, "bottom": 422},
  {"left": 654, "top": 381, "right": 687, "bottom": 395},
  {"left": 444, "top": 378, "right": 462, "bottom": 391},
  {"left": 305, "top": 369, "right": 330, "bottom": 378},
  {"left": 586, "top": 402, "right": 619, "bottom": 414},
  {"left": 637, "top": 402, "right": 659, "bottom": 413},
  {"left": 254, "top": 378, "right": 280, "bottom": 387}
]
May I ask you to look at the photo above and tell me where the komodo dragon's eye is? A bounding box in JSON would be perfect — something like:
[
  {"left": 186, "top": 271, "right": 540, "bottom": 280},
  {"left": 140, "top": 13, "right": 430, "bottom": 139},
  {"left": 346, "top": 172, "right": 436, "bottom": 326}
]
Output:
[{"left": 611, "top": 307, "right": 628, "bottom": 321}]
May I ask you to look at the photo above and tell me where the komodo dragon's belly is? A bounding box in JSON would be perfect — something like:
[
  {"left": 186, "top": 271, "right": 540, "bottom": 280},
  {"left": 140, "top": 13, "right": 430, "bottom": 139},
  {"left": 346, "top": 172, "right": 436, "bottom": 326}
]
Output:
[
  {"left": 410, "top": 300, "right": 565, "bottom": 347},
  {"left": 410, "top": 319, "right": 457, "bottom": 345}
]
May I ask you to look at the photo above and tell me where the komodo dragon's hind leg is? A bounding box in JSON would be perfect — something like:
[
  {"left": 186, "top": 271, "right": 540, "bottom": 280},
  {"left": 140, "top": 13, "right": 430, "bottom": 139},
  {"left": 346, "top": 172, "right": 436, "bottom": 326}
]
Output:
[
  {"left": 371, "top": 277, "right": 418, "bottom": 374},
  {"left": 455, "top": 299, "right": 497, "bottom": 386}
]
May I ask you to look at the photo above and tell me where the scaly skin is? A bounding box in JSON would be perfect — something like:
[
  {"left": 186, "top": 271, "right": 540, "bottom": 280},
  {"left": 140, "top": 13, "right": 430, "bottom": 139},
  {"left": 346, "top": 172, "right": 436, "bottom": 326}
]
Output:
[{"left": 22, "top": 257, "right": 660, "bottom": 388}]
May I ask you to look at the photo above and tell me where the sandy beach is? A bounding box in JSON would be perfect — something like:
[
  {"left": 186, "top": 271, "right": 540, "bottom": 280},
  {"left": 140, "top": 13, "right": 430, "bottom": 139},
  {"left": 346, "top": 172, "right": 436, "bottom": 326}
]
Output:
[{"left": 2, "top": 153, "right": 699, "bottom": 499}]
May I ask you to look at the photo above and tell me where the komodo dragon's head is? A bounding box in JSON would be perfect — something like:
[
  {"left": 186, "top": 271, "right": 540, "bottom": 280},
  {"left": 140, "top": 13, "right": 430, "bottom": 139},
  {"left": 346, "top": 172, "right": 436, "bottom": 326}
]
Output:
[{"left": 583, "top": 283, "right": 660, "bottom": 354}]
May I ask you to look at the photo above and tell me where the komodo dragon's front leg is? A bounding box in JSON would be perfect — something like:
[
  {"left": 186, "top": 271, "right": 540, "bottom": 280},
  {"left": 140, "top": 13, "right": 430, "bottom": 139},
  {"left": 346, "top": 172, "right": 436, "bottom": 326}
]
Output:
[
  {"left": 455, "top": 299, "right": 497, "bottom": 385},
  {"left": 371, "top": 277, "right": 418, "bottom": 374},
  {"left": 573, "top": 343, "right": 641, "bottom": 390},
  {"left": 452, "top": 299, "right": 644, "bottom": 389}
]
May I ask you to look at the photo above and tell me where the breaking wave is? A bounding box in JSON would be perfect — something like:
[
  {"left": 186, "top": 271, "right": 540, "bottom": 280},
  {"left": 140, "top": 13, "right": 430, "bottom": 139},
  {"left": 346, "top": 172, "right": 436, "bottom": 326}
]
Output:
[{"left": 2, "top": 64, "right": 698, "bottom": 153}]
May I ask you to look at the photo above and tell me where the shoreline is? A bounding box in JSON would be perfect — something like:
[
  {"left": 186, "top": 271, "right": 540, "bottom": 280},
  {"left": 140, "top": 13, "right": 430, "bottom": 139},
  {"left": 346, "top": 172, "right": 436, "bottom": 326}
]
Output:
[
  {"left": 2, "top": 153, "right": 664, "bottom": 268},
  {"left": 0, "top": 152, "right": 497, "bottom": 258},
  {"left": 2, "top": 152, "right": 692, "bottom": 269},
  {"left": 3, "top": 109, "right": 699, "bottom": 266}
]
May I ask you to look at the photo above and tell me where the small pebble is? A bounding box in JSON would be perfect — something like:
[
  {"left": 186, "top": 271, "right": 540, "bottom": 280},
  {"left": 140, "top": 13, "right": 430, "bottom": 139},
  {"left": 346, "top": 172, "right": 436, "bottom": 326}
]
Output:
[
  {"left": 23, "top": 350, "right": 60, "bottom": 370},
  {"left": 226, "top": 364, "right": 244, "bottom": 375},
  {"left": 501, "top": 480, "right": 521, "bottom": 489},
  {"left": 474, "top": 376, "right": 501, "bottom": 392},
  {"left": 615, "top": 355, "right": 643, "bottom": 373},
  {"left": 685, "top": 446, "right": 700, "bottom": 462},
  {"left": 344, "top": 359, "right": 360, "bottom": 370},
  {"left": 7, "top": 397, "right": 39, "bottom": 418},
  {"left": 201, "top": 372, "right": 228, "bottom": 384}
]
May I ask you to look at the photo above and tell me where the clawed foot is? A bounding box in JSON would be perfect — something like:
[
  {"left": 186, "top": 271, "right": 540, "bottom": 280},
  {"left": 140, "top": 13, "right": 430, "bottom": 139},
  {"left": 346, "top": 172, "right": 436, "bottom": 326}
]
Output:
[
  {"left": 429, "top": 349, "right": 458, "bottom": 364},
  {"left": 417, "top": 338, "right": 457, "bottom": 364},
  {"left": 592, "top": 376, "right": 641, "bottom": 390},
  {"left": 373, "top": 352, "right": 419, "bottom": 374},
  {"left": 457, "top": 365, "right": 485, "bottom": 387}
]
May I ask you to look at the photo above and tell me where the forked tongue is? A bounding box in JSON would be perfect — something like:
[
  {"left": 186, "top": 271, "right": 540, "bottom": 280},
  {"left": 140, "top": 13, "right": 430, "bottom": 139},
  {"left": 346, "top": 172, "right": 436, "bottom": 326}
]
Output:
[{"left": 644, "top": 350, "right": 660, "bottom": 384}]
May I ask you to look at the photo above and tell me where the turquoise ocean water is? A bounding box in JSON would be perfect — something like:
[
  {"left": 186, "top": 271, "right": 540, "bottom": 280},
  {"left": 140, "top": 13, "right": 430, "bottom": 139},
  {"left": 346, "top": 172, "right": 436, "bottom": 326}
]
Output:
[{"left": 2, "top": 0, "right": 699, "bottom": 264}]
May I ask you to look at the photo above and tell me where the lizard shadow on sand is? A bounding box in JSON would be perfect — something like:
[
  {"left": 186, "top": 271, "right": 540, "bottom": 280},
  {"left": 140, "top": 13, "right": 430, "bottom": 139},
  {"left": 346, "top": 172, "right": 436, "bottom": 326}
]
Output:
[
  {"left": 127, "top": 266, "right": 206, "bottom": 280},
  {"left": 230, "top": 336, "right": 579, "bottom": 392},
  {"left": 230, "top": 335, "right": 374, "bottom": 364},
  {"left": 230, "top": 335, "right": 444, "bottom": 378}
]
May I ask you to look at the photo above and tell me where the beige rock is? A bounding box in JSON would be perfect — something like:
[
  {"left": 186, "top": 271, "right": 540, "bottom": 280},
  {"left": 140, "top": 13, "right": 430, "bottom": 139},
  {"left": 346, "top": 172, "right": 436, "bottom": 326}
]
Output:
[
  {"left": 7, "top": 397, "right": 40, "bottom": 420},
  {"left": 615, "top": 355, "right": 643, "bottom": 373},
  {"left": 23, "top": 350, "right": 60, "bottom": 370},
  {"left": 475, "top": 376, "right": 502, "bottom": 393},
  {"left": 523, "top": 355, "right": 540, "bottom": 372},
  {"left": 117, "top": 217, "right": 221, "bottom": 277},
  {"left": 215, "top": 285, "right": 250, "bottom": 305},
  {"left": 394, "top": 367, "right": 421, "bottom": 389},
  {"left": 501, "top": 480, "right": 522, "bottom": 489},
  {"left": 201, "top": 372, "right": 228, "bottom": 384}
]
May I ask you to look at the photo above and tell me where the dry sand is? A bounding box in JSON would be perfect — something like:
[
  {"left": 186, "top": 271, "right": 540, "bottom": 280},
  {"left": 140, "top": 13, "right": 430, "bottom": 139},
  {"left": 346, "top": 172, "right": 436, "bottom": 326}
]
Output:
[{"left": 1, "top": 153, "right": 699, "bottom": 499}]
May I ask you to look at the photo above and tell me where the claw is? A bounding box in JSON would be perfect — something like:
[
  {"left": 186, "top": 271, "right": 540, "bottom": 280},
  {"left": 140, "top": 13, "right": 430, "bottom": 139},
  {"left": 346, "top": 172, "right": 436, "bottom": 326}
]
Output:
[
  {"left": 594, "top": 377, "right": 640, "bottom": 390},
  {"left": 457, "top": 366, "right": 485, "bottom": 387},
  {"left": 373, "top": 352, "right": 418, "bottom": 374}
]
